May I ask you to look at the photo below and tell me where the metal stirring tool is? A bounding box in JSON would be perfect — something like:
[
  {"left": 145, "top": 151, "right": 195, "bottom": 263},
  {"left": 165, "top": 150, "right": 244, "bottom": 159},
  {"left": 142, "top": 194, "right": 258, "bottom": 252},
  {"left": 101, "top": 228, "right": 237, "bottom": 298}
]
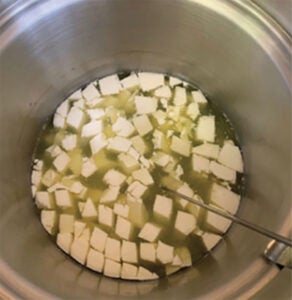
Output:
[{"left": 162, "top": 187, "right": 292, "bottom": 268}]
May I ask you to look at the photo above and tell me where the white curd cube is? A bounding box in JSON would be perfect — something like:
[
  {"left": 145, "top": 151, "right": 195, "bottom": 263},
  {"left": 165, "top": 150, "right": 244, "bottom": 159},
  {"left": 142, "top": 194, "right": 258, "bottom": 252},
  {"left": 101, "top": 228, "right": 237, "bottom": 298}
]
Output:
[
  {"left": 107, "top": 136, "right": 132, "bottom": 153},
  {"left": 127, "top": 181, "right": 147, "bottom": 199},
  {"left": 176, "top": 183, "right": 194, "bottom": 209},
  {"left": 197, "top": 116, "right": 215, "bottom": 142},
  {"left": 152, "top": 152, "right": 172, "bottom": 167},
  {"left": 175, "top": 247, "right": 192, "bottom": 267},
  {"left": 62, "top": 134, "right": 77, "bottom": 151},
  {"left": 175, "top": 211, "right": 197, "bottom": 235},
  {"left": 68, "top": 89, "right": 82, "bottom": 100},
  {"left": 81, "top": 198, "right": 98, "bottom": 218},
  {"left": 81, "top": 120, "right": 103, "bottom": 138},
  {"left": 173, "top": 86, "right": 187, "bottom": 106},
  {"left": 90, "top": 133, "right": 107, "bottom": 155},
  {"left": 138, "top": 222, "right": 161, "bottom": 242},
  {"left": 202, "top": 232, "right": 222, "bottom": 251},
  {"left": 138, "top": 72, "right": 164, "bottom": 91},
  {"left": 105, "top": 238, "right": 121, "bottom": 262},
  {"left": 118, "top": 153, "right": 139, "bottom": 169},
  {"left": 192, "top": 90, "right": 207, "bottom": 104},
  {"left": 67, "top": 107, "right": 84, "bottom": 129},
  {"left": 53, "top": 151, "right": 70, "bottom": 172},
  {"left": 210, "top": 161, "right": 236, "bottom": 183},
  {"left": 56, "top": 100, "right": 69, "bottom": 118},
  {"left": 135, "top": 96, "right": 158, "bottom": 114},
  {"left": 104, "top": 259, "right": 121, "bottom": 278},
  {"left": 82, "top": 83, "right": 100, "bottom": 100},
  {"left": 53, "top": 114, "right": 65, "bottom": 128},
  {"left": 131, "top": 135, "right": 147, "bottom": 154},
  {"left": 211, "top": 183, "right": 240, "bottom": 214},
  {"left": 57, "top": 233, "right": 73, "bottom": 253},
  {"left": 137, "top": 267, "right": 158, "bottom": 281},
  {"left": 169, "top": 76, "right": 182, "bottom": 87},
  {"left": 192, "top": 154, "right": 210, "bottom": 173},
  {"left": 140, "top": 243, "right": 156, "bottom": 262},
  {"left": 99, "top": 75, "right": 122, "bottom": 95},
  {"left": 152, "top": 110, "right": 166, "bottom": 125},
  {"left": 41, "top": 210, "right": 57, "bottom": 234},
  {"left": 121, "top": 73, "right": 140, "bottom": 89},
  {"left": 74, "top": 220, "right": 86, "bottom": 238},
  {"left": 90, "top": 226, "right": 108, "bottom": 252},
  {"left": 218, "top": 143, "right": 243, "bottom": 172},
  {"left": 206, "top": 211, "right": 232, "bottom": 233},
  {"left": 153, "top": 195, "right": 173, "bottom": 221},
  {"left": 152, "top": 130, "right": 164, "bottom": 150},
  {"left": 115, "top": 216, "right": 134, "bottom": 240},
  {"left": 127, "top": 200, "right": 149, "bottom": 228},
  {"left": 87, "top": 248, "right": 105, "bottom": 272},
  {"left": 154, "top": 86, "right": 172, "bottom": 98},
  {"left": 55, "top": 190, "right": 72, "bottom": 208},
  {"left": 132, "top": 168, "right": 154, "bottom": 185},
  {"left": 121, "top": 263, "right": 138, "bottom": 280},
  {"left": 98, "top": 205, "right": 115, "bottom": 228},
  {"left": 132, "top": 115, "right": 153, "bottom": 136},
  {"left": 114, "top": 203, "right": 129, "bottom": 218},
  {"left": 170, "top": 136, "right": 191, "bottom": 157},
  {"left": 81, "top": 158, "right": 97, "bottom": 178},
  {"left": 121, "top": 241, "right": 138, "bottom": 263},
  {"left": 103, "top": 169, "right": 126, "bottom": 186},
  {"left": 70, "top": 237, "right": 90, "bottom": 265},
  {"left": 112, "top": 117, "right": 135, "bottom": 137},
  {"left": 59, "top": 214, "right": 74, "bottom": 233},
  {"left": 35, "top": 191, "right": 53, "bottom": 209},
  {"left": 100, "top": 186, "right": 120, "bottom": 203},
  {"left": 157, "top": 241, "right": 174, "bottom": 264},
  {"left": 87, "top": 108, "right": 105, "bottom": 120},
  {"left": 192, "top": 143, "right": 220, "bottom": 159},
  {"left": 186, "top": 102, "right": 200, "bottom": 120}
]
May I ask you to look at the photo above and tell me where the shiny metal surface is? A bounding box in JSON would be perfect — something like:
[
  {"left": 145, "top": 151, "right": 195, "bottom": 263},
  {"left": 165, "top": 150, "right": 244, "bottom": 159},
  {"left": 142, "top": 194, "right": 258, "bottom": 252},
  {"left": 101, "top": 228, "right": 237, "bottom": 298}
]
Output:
[
  {"left": 0, "top": 0, "right": 291, "bottom": 299},
  {"left": 264, "top": 240, "right": 292, "bottom": 268}
]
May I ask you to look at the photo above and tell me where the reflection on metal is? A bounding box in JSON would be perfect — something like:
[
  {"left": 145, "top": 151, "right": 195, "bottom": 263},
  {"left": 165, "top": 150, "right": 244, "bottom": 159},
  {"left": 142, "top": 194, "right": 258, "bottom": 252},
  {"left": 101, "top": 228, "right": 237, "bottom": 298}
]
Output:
[{"left": 264, "top": 240, "right": 292, "bottom": 269}]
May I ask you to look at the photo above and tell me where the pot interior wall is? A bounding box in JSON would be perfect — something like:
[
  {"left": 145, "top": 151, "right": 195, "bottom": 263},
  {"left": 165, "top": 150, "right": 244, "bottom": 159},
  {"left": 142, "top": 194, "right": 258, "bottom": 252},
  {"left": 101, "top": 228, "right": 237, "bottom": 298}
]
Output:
[{"left": 0, "top": 0, "right": 291, "bottom": 299}]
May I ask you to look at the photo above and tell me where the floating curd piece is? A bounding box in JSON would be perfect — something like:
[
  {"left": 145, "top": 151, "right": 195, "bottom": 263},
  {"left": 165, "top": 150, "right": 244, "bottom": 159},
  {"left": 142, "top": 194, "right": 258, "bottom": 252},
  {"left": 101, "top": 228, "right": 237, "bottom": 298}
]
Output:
[
  {"left": 118, "top": 153, "right": 139, "bottom": 169},
  {"left": 105, "top": 238, "right": 121, "bottom": 262},
  {"left": 121, "top": 241, "right": 138, "bottom": 263},
  {"left": 70, "top": 237, "right": 90, "bottom": 265},
  {"left": 87, "top": 248, "right": 105, "bottom": 273},
  {"left": 68, "top": 89, "right": 82, "bottom": 100},
  {"left": 46, "top": 145, "right": 62, "bottom": 157},
  {"left": 98, "top": 205, "right": 115, "bottom": 228},
  {"left": 152, "top": 110, "right": 166, "bottom": 125},
  {"left": 90, "top": 226, "right": 108, "bottom": 252},
  {"left": 127, "top": 200, "right": 149, "bottom": 228},
  {"left": 206, "top": 210, "right": 232, "bottom": 233},
  {"left": 128, "top": 147, "right": 140, "bottom": 160},
  {"left": 35, "top": 191, "right": 53, "bottom": 209},
  {"left": 74, "top": 220, "right": 86, "bottom": 238},
  {"left": 57, "top": 233, "right": 73, "bottom": 254},
  {"left": 100, "top": 186, "right": 120, "bottom": 203},
  {"left": 152, "top": 152, "right": 172, "bottom": 167},
  {"left": 127, "top": 181, "right": 147, "bottom": 199},
  {"left": 153, "top": 195, "right": 173, "bottom": 222},
  {"left": 135, "top": 96, "right": 158, "bottom": 114},
  {"left": 202, "top": 232, "right": 222, "bottom": 251},
  {"left": 56, "top": 100, "right": 69, "bottom": 118},
  {"left": 192, "top": 154, "right": 210, "bottom": 173},
  {"left": 154, "top": 85, "right": 172, "bottom": 98},
  {"left": 41, "top": 210, "right": 57, "bottom": 234},
  {"left": 87, "top": 108, "right": 105, "bottom": 120},
  {"left": 172, "top": 254, "right": 183, "bottom": 266},
  {"left": 175, "top": 211, "right": 197, "bottom": 235},
  {"left": 138, "top": 222, "right": 161, "bottom": 242},
  {"left": 99, "top": 74, "right": 122, "bottom": 95},
  {"left": 192, "top": 90, "right": 208, "bottom": 104},
  {"left": 69, "top": 181, "right": 86, "bottom": 194},
  {"left": 59, "top": 214, "right": 74, "bottom": 233},
  {"left": 140, "top": 243, "right": 156, "bottom": 262},
  {"left": 66, "top": 107, "right": 84, "bottom": 129},
  {"left": 165, "top": 265, "right": 181, "bottom": 276},
  {"left": 131, "top": 135, "right": 147, "bottom": 154},
  {"left": 107, "top": 136, "right": 132, "bottom": 153},
  {"left": 82, "top": 83, "right": 100, "bottom": 100},
  {"left": 132, "top": 168, "right": 154, "bottom": 185},
  {"left": 169, "top": 76, "right": 183, "bottom": 87},
  {"left": 176, "top": 183, "right": 194, "bottom": 209},
  {"left": 167, "top": 105, "right": 181, "bottom": 121},
  {"left": 53, "top": 114, "right": 65, "bottom": 128},
  {"left": 218, "top": 143, "right": 243, "bottom": 172},
  {"left": 121, "top": 73, "right": 140, "bottom": 89},
  {"left": 209, "top": 161, "right": 236, "bottom": 183},
  {"left": 81, "top": 120, "right": 103, "bottom": 138},
  {"left": 55, "top": 190, "right": 72, "bottom": 208},
  {"left": 53, "top": 151, "right": 71, "bottom": 172},
  {"left": 41, "top": 169, "right": 57, "bottom": 187},
  {"left": 157, "top": 241, "right": 174, "bottom": 264},
  {"left": 82, "top": 198, "right": 98, "bottom": 218},
  {"left": 175, "top": 247, "right": 192, "bottom": 267},
  {"left": 62, "top": 134, "right": 77, "bottom": 151},
  {"left": 138, "top": 72, "right": 164, "bottom": 91},
  {"left": 103, "top": 169, "right": 126, "bottom": 186},
  {"left": 90, "top": 133, "right": 107, "bottom": 155},
  {"left": 170, "top": 136, "right": 191, "bottom": 157},
  {"left": 132, "top": 115, "right": 153, "bottom": 136},
  {"left": 115, "top": 216, "right": 134, "bottom": 240},
  {"left": 114, "top": 203, "right": 130, "bottom": 218},
  {"left": 121, "top": 263, "right": 138, "bottom": 280},
  {"left": 152, "top": 130, "right": 164, "bottom": 150},
  {"left": 81, "top": 158, "right": 97, "bottom": 177},
  {"left": 104, "top": 259, "right": 121, "bottom": 278},
  {"left": 211, "top": 183, "right": 240, "bottom": 214},
  {"left": 173, "top": 86, "right": 187, "bottom": 106},
  {"left": 112, "top": 117, "right": 135, "bottom": 137},
  {"left": 197, "top": 116, "right": 215, "bottom": 142},
  {"left": 73, "top": 98, "right": 85, "bottom": 109},
  {"left": 186, "top": 102, "right": 200, "bottom": 120},
  {"left": 137, "top": 267, "right": 159, "bottom": 281},
  {"left": 192, "top": 143, "right": 220, "bottom": 159}
]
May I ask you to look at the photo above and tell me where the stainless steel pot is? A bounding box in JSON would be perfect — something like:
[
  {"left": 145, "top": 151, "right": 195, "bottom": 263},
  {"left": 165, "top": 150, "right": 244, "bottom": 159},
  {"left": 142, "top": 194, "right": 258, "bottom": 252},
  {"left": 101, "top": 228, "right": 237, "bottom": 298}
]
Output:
[{"left": 0, "top": 0, "right": 291, "bottom": 299}]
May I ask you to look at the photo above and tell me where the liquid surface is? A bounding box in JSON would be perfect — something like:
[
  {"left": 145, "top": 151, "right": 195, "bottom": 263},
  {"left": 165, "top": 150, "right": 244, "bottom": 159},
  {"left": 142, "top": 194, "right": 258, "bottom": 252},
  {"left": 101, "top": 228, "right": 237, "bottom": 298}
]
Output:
[{"left": 31, "top": 72, "right": 244, "bottom": 280}]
